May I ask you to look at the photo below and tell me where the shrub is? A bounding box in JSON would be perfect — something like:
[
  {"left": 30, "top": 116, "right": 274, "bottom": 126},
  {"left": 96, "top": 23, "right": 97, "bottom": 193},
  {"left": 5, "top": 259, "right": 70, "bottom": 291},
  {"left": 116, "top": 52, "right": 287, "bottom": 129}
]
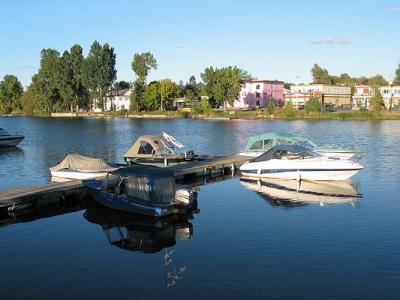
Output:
[
  {"left": 267, "top": 100, "right": 275, "bottom": 115},
  {"left": 304, "top": 97, "right": 321, "bottom": 113},
  {"left": 282, "top": 101, "right": 296, "bottom": 118}
]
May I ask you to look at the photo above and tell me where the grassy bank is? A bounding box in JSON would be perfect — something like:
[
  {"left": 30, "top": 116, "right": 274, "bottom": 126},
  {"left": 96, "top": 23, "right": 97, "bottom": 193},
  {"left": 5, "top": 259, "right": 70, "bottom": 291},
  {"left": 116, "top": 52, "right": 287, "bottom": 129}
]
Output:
[{"left": 3, "top": 110, "right": 400, "bottom": 120}]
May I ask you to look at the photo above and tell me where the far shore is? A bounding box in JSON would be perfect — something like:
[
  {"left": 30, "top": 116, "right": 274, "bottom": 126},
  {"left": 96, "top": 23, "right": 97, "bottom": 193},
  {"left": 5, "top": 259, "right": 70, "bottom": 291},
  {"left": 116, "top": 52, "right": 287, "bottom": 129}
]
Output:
[{"left": 2, "top": 110, "right": 400, "bottom": 121}]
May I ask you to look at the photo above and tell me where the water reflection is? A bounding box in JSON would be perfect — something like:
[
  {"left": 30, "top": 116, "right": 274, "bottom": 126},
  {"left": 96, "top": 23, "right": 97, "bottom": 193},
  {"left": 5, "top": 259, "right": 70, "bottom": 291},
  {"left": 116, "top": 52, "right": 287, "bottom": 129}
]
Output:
[
  {"left": 84, "top": 206, "right": 195, "bottom": 288},
  {"left": 240, "top": 177, "right": 362, "bottom": 208}
]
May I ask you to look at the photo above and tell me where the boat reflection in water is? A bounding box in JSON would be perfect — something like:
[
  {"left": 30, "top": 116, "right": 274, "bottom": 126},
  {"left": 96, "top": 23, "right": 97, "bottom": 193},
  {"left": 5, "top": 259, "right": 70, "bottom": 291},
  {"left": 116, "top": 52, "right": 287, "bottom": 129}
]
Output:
[
  {"left": 240, "top": 176, "right": 362, "bottom": 208},
  {"left": 84, "top": 206, "right": 196, "bottom": 287}
]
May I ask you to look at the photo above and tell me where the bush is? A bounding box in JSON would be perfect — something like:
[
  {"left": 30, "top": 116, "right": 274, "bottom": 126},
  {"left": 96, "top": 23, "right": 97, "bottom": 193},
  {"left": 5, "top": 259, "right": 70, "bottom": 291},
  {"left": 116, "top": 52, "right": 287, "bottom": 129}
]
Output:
[
  {"left": 267, "top": 100, "right": 275, "bottom": 115},
  {"left": 282, "top": 101, "right": 296, "bottom": 118},
  {"left": 304, "top": 97, "right": 321, "bottom": 113}
]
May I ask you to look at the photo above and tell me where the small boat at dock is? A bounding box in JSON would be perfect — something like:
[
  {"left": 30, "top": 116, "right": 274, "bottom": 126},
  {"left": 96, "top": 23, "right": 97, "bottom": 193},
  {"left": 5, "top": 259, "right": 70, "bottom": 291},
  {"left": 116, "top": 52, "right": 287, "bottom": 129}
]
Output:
[
  {"left": 84, "top": 166, "right": 198, "bottom": 217},
  {"left": 0, "top": 128, "right": 24, "bottom": 147},
  {"left": 124, "top": 132, "right": 204, "bottom": 165},
  {"left": 240, "top": 145, "right": 363, "bottom": 181},
  {"left": 239, "top": 132, "right": 361, "bottom": 160},
  {"left": 50, "top": 153, "right": 119, "bottom": 182}
]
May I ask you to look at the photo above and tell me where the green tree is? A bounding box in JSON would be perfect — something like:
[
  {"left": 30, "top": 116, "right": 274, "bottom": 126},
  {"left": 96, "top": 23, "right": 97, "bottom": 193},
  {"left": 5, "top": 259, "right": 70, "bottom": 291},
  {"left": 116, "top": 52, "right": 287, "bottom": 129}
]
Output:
[
  {"left": 370, "top": 88, "right": 385, "bottom": 111},
  {"left": 282, "top": 100, "right": 296, "bottom": 118},
  {"left": 394, "top": 63, "right": 400, "bottom": 85},
  {"left": 82, "top": 41, "right": 117, "bottom": 111},
  {"left": 159, "top": 79, "right": 179, "bottom": 110},
  {"left": 30, "top": 49, "right": 63, "bottom": 113},
  {"left": 142, "top": 81, "right": 160, "bottom": 111},
  {"left": 130, "top": 52, "right": 157, "bottom": 111},
  {"left": 69, "top": 44, "right": 88, "bottom": 110},
  {"left": 0, "top": 75, "right": 23, "bottom": 113},
  {"left": 201, "top": 66, "right": 249, "bottom": 111},
  {"left": 267, "top": 100, "right": 275, "bottom": 115},
  {"left": 304, "top": 96, "right": 321, "bottom": 113},
  {"left": 368, "top": 74, "right": 388, "bottom": 87},
  {"left": 21, "top": 85, "right": 36, "bottom": 115},
  {"left": 311, "top": 64, "right": 332, "bottom": 84}
]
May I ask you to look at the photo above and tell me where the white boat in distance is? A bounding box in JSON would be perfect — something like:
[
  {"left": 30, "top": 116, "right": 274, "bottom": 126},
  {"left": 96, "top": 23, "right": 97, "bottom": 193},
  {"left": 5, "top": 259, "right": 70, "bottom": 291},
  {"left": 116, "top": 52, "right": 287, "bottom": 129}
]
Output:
[
  {"left": 0, "top": 128, "right": 24, "bottom": 147},
  {"left": 240, "top": 145, "right": 363, "bottom": 181},
  {"left": 50, "top": 153, "right": 118, "bottom": 182}
]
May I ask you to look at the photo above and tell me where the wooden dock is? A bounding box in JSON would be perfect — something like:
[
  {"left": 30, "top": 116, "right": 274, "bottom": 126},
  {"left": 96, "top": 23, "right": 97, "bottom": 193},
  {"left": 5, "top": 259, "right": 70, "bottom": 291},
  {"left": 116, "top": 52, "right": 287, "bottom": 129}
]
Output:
[{"left": 0, "top": 155, "right": 251, "bottom": 212}]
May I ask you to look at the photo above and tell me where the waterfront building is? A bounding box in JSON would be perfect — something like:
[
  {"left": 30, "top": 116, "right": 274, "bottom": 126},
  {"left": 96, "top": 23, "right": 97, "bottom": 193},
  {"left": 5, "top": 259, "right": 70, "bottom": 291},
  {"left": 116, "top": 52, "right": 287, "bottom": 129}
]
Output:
[
  {"left": 228, "top": 80, "right": 284, "bottom": 109},
  {"left": 287, "top": 84, "right": 352, "bottom": 109},
  {"left": 379, "top": 85, "right": 400, "bottom": 110},
  {"left": 352, "top": 85, "right": 374, "bottom": 110},
  {"left": 105, "top": 88, "right": 131, "bottom": 111}
]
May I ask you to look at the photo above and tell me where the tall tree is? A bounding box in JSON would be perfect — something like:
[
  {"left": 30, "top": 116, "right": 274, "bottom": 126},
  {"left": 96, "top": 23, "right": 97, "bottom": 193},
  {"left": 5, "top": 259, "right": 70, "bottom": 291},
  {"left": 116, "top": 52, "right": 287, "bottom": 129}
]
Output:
[
  {"left": 0, "top": 75, "right": 23, "bottom": 113},
  {"left": 130, "top": 52, "right": 157, "bottom": 111},
  {"left": 159, "top": 79, "right": 179, "bottom": 110},
  {"left": 202, "top": 66, "right": 249, "bottom": 111},
  {"left": 82, "top": 41, "right": 117, "bottom": 111},
  {"left": 70, "top": 44, "right": 88, "bottom": 110},
  {"left": 394, "top": 62, "right": 400, "bottom": 85},
  {"left": 30, "top": 49, "right": 63, "bottom": 113},
  {"left": 370, "top": 88, "right": 385, "bottom": 111},
  {"left": 311, "top": 64, "right": 332, "bottom": 84}
]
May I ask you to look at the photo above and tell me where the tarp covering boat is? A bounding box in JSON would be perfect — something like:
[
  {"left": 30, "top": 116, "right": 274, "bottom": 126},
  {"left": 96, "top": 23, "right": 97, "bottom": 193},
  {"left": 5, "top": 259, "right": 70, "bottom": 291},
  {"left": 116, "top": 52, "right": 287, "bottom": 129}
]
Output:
[{"left": 50, "top": 153, "right": 118, "bottom": 173}]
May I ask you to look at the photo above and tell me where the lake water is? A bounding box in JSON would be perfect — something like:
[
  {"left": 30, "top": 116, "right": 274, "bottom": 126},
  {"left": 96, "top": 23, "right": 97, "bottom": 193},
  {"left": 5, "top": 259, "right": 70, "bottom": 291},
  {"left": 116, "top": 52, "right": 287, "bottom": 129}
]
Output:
[{"left": 0, "top": 117, "right": 399, "bottom": 299}]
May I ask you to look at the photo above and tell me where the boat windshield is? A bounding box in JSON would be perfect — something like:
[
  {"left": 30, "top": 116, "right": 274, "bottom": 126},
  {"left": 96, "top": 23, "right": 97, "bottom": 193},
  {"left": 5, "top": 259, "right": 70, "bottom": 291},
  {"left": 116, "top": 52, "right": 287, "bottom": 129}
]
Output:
[{"left": 253, "top": 145, "right": 318, "bottom": 162}]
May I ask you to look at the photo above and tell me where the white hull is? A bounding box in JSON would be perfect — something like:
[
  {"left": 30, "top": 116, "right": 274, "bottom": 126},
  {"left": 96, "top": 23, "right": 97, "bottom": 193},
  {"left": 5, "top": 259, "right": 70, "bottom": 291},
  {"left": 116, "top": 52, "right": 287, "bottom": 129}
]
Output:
[
  {"left": 240, "top": 157, "right": 363, "bottom": 181},
  {"left": 51, "top": 169, "right": 109, "bottom": 182}
]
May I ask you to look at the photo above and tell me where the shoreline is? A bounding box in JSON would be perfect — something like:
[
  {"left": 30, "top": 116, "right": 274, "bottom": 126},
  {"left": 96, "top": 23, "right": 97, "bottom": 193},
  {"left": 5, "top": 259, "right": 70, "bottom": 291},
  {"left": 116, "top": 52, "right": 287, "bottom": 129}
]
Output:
[{"left": 2, "top": 110, "right": 400, "bottom": 121}]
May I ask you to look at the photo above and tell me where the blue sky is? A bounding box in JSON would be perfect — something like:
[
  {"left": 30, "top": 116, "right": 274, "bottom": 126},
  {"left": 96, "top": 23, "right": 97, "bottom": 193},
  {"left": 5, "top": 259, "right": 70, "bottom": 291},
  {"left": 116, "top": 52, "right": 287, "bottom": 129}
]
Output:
[{"left": 1, "top": 0, "right": 399, "bottom": 87}]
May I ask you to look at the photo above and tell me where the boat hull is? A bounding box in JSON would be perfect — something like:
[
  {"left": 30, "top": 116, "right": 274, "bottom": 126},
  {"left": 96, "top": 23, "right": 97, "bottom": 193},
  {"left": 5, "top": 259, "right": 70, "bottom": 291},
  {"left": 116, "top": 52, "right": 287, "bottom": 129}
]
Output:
[
  {"left": 240, "top": 169, "right": 361, "bottom": 181},
  {"left": 239, "top": 150, "right": 356, "bottom": 160},
  {"left": 86, "top": 183, "right": 193, "bottom": 217},
  {"left": 51, "top": 169, "right": 109, "bottom": 182},
  {"left": 0, "top": 136, "right": 24, "bottom": 147}
]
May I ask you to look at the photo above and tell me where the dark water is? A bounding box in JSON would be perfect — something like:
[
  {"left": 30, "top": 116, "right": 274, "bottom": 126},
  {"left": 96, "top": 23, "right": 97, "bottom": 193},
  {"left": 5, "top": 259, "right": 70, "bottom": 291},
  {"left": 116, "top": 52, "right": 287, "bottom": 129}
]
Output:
[{"left": 0, "top": 117, "right": 399, "bottom": 299}]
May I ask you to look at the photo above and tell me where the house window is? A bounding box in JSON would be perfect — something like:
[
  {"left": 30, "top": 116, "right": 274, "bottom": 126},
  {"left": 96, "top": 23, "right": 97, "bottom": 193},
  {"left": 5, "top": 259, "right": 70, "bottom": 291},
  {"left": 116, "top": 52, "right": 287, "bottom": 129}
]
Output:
[
  {"left": 256, "top": 92, "right": 261, "bottom": 98},
  {"left": 256, "top": 84, "right": 260, "bottom": 89},
  {"left": 138, "top": 141, "right": 154, "bottom": 154}
]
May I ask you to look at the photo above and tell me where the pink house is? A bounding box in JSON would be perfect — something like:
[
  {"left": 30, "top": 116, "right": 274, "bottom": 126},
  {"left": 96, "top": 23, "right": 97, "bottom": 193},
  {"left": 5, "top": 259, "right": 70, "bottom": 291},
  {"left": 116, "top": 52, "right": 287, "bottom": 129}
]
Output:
[{"left": 229, "top": 80, "right": 284, "bottom": 109}]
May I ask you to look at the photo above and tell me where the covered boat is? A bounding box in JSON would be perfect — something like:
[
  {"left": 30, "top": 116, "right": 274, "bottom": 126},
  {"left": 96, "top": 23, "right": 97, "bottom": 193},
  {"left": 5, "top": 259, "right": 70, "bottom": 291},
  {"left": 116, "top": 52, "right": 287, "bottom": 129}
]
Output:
[
  {"left": 0, "top": 128, "right": 24, "bottom": 147},
  {"left": 124, "top": 132, "right": 200, "bottom": 164},
  {"left": 240, "top": 144, "right": 364, "bottom": 181},
  {"left": 84, "top": 166, "right": 198, "bottom": 217},
  {"left": 239, "top": 132, "right": 361, "bottom": 160},
  {"left": 50, "top": 153, "right": 118, "bottom": 182}
]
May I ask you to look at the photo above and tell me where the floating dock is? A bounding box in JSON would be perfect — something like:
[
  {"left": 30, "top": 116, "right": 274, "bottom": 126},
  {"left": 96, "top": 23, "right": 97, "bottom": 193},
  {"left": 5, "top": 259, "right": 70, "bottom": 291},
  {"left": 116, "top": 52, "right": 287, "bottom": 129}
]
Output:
[{"left": 0, "top": 155, "right": 251, "bottom": 212}]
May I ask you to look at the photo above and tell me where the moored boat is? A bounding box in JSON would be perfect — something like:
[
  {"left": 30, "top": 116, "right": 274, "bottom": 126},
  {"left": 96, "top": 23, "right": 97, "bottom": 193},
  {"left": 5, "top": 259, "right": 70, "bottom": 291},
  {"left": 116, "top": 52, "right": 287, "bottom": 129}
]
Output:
[
  {"left": 0, "top": 128, "right": 24, "bottom": 147},
  {"left": 239, "top": 132, "right": 361, "bottom": 160},
  {"left": 84, "top": 166, "right": 198, "bottom": 217},
  {"left": 240, "top": 145, "right": 363, "bottom": 181},
  {"left": 50, "top": 153, "right": 118, "bottom": 182}
]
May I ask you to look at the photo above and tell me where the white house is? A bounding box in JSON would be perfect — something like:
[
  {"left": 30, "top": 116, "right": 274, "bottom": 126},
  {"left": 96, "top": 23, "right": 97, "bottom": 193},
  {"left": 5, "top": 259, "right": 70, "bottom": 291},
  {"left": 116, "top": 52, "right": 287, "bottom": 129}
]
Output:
[
  {"left": 379, "top": 86, "right": 400, "bottom": 110},
  {"left": 105, "top": 88, "right": 131, "bottom": 111},
  {"left": 352, "top": 85, "right": 374, "bottom": 110}
]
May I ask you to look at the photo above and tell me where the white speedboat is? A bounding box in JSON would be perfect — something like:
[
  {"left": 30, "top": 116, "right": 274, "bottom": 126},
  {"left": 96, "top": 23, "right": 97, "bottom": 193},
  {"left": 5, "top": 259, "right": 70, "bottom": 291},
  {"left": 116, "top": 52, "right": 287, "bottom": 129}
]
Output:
[
  {"left": 0, "top": 128, "right": 24, "bottom": 147},
  {"left": 239, "top": 132, "right": 361, "bottom": 160},
  {"left": 50, "top": 153, "right": 118, "bottom": 182},
  {"left": 240, "top": 145, "right": 363, "bottom": 181}
]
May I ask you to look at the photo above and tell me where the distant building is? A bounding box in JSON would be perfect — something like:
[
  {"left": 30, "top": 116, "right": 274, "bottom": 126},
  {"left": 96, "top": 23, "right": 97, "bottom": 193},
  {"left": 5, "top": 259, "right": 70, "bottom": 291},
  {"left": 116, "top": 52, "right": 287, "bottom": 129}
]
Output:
[
  {"left": 352, "top": 85, "right": 374, "bottom": 110},
  {"left": 229, "top": 80, "right": 284, "bottom": 109},
  {"left": 286, "top": 84, "right": 352, "bottom": 109},
  {"left": 379, "top": 85, "right": 400, "bottom": 110},
  {"left": 105, "top": 88, "right": 131, "bottom": 111}
]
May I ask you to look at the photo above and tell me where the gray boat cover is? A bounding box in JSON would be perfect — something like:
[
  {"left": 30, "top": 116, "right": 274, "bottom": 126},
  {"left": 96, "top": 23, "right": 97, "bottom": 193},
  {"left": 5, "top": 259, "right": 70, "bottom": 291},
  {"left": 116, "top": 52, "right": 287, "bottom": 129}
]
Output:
[{"left": 50, "top": 153, "right": 118, "bottom": 173}]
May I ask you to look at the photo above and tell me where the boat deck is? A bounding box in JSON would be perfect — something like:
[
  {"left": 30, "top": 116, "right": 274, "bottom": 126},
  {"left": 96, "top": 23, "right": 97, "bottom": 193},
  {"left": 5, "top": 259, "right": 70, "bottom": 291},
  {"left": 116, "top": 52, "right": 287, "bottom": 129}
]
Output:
[{"left": 0, "top": 155, "right": 252, "bottom": 211}]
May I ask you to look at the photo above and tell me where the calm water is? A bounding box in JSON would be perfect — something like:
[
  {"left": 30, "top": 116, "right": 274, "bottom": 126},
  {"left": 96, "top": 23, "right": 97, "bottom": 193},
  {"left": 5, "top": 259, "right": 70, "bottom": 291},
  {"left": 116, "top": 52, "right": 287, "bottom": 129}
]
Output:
[{"left": 0, "top": 117, "right": 399, "bottom": 299}]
